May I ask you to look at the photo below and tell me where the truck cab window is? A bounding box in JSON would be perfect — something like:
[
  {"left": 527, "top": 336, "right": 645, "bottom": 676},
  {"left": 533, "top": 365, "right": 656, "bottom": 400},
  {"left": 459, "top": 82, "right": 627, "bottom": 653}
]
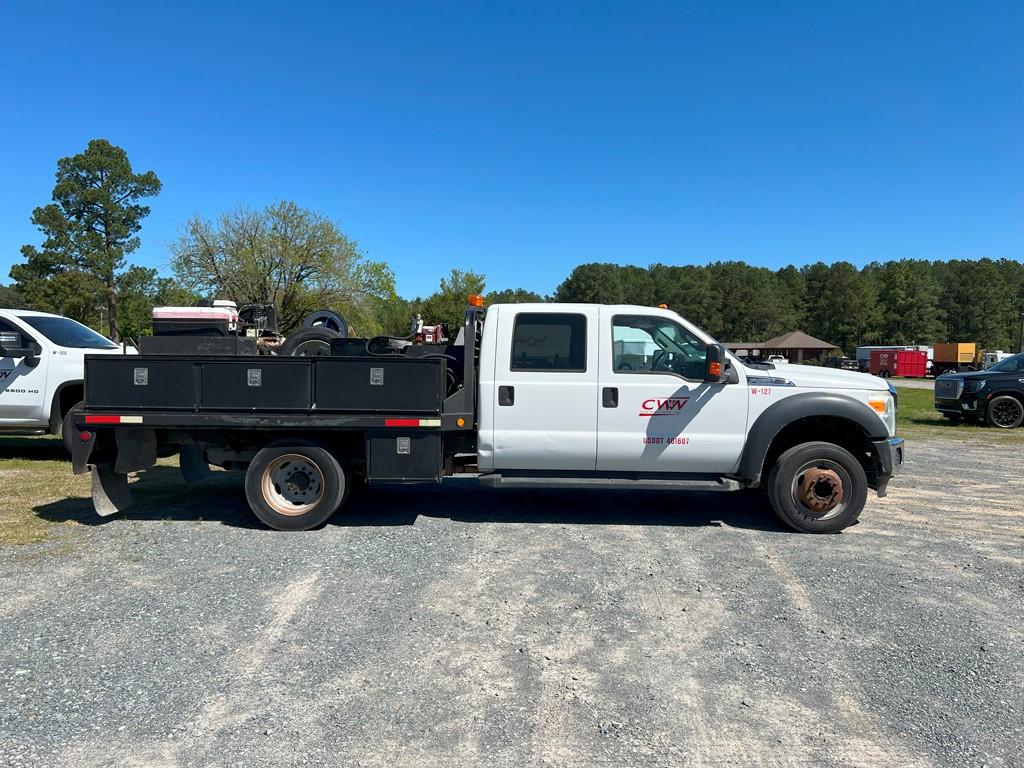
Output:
[
  {"left": 612, "top": 315, "right": 706, "bottom": 379},
  {"left": 511, "top": 313, "right": 587, "bottom": 371}
]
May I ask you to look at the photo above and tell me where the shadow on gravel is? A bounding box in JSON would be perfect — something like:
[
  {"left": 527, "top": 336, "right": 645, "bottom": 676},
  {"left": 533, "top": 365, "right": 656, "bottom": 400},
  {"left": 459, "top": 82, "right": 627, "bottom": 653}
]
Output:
[
  {"left": 33, "top": 472, "right": 786, "bottom": 533},
  {"left": 0, "top": 436, "right": 67, "bottom": 462},
  {"left": 337, "top": 479, "right": 788, "bottom": 533},
  {"left": 33, "top": 466, "right": 260, "bottom": 530}
]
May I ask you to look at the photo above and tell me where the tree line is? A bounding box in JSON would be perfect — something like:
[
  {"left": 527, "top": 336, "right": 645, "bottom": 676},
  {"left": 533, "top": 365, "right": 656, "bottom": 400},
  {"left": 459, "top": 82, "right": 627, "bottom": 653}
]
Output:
[
  {"left": 5, "top": 139, "right": 1023, "bottom": 354},
  {"left": 551, "top": 259, "right": 1024, "bottom": 353}
]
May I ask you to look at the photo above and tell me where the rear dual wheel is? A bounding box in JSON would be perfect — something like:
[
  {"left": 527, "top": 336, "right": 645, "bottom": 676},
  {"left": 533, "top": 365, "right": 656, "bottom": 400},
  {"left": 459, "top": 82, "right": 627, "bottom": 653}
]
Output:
[
  {"left": 767, "top": 441, "right": 868, "bottom": 534},
  {"left": 245, "top": 443, "right": 349, "bottom": 530}
]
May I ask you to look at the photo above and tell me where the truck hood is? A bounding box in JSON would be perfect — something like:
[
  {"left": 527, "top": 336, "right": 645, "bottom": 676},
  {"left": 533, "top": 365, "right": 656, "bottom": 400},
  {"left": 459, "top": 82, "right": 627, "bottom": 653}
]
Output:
[
  {"left": 745, "top": 363, "right": 888, "bottom": 391},
  {"left": 937, "top": 369, "right": 986, "bottom": 381}
]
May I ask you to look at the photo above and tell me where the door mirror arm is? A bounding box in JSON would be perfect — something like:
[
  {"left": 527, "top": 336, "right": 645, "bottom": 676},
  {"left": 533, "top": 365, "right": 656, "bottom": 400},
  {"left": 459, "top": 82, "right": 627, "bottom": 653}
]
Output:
[
  {"left": 725, "top": 359, "right": 739, "bottom": 384},
  {"left": 0, "top": 345, "right": 40, "bottom": 367}
]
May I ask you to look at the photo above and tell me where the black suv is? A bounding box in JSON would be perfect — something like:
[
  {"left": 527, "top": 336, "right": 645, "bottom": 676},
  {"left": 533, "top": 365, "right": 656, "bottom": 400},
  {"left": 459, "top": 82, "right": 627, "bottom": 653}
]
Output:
[
  {"left": 825, "top": 356, "right": 861, "bottom": 371},
  {"left": 934, "top": 352, "right": 1024, "bottom": 428}
]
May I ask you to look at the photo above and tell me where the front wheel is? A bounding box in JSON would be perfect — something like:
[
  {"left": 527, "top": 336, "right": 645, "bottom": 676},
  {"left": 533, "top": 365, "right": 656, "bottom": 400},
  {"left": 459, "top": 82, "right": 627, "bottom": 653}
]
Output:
[
  {"left": 245, "top": 443, "right": 348, "bottom": 530},
  {"left": 767, "top": 442, "right": 868, "bottom": 533},
  {"left": 986, "top": 396, "right": 1024, "bottom": 429}
]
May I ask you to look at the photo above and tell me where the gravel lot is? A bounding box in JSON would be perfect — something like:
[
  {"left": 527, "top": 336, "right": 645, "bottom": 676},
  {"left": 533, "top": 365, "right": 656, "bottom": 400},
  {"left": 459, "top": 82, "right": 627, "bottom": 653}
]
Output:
[{"left": 0, "top": 437, "right": 1021, "bottom": 768}]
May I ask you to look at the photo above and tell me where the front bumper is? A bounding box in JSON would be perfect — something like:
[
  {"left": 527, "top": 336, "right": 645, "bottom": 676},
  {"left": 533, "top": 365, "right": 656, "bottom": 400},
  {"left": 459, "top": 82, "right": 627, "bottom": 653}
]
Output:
[
  {"left": 870, "top": 437, "right": 904, "bottom": 497},
  {"left": 935, "top": 396, "right": 984, "bottom": 416}
]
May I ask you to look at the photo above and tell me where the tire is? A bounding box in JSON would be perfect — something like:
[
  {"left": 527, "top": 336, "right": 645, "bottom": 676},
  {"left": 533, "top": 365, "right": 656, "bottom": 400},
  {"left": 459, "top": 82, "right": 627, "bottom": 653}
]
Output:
[
  {"left": 303, "top": 309, "right": 349, "bottom": 337},
  {"left": 986, "top": 395, "right": 1024, "bottom": 429},
  {"left": 767, "top": 441, "right": 868, "bottom": 534},
  {"left": 245, "top": 443, "right": 348, "bottom": 530},
  {"left": 61, "top": 400, "right": 84, "bottom": 455},
  {"left": 279, "top": 327, "right": 340, "bottom": 357}
]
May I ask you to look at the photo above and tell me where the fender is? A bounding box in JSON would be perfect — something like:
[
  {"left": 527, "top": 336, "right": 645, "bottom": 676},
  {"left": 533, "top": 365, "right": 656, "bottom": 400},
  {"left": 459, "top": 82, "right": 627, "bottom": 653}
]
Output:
[
  {"left": 737, "top": 392, "right": 889, "bottom": 484},
  {"left": 983, "top": 387, "right": 1024, "bottom": 403},
  {"left": 48, "top": 379, "right": 84, "bottom": 435}
]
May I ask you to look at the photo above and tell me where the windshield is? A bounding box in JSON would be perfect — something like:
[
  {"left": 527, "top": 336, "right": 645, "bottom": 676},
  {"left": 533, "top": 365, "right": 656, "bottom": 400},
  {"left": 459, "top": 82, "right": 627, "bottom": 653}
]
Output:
[
  {"left": 987, "top": 354, "right": 1024, "bottom": 373},
  {"left": 22, "top": 316, "right": 118, "bottom": 349}
]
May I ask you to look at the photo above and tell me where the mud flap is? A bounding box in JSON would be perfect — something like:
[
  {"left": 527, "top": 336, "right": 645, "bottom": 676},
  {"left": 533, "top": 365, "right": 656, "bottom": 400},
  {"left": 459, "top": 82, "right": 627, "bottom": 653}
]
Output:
[
  {"left": 91, "top": 463, "right": 133, "bottom": 517},
  {"left": 179, "top": 443, "right": 212, "bottom": 484}
]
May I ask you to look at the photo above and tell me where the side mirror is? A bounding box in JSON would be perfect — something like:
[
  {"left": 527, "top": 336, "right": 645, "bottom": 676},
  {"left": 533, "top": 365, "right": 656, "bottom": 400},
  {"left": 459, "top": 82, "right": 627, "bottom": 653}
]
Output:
[
  {"left": 704, "top": 343, "right": 728, "bottom": 383},
  {"left": 0, "top": 333, "right": 39, "bottom": 366}
]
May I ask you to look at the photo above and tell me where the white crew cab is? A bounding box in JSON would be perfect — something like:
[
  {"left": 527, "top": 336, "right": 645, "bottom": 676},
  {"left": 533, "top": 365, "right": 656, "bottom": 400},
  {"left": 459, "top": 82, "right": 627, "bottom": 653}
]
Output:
[{"left": 0, "top": 309, "right": 134, "bottom": 450}]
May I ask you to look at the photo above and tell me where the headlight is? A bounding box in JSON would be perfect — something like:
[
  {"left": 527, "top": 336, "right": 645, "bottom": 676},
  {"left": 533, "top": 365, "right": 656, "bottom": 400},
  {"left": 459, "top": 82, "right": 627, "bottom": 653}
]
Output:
[
  {"left": 964, "top": 379, "right": 986, "bottom": 393},
  {"left": 867, "top": 393, "right": 897, "bottom": 436}
]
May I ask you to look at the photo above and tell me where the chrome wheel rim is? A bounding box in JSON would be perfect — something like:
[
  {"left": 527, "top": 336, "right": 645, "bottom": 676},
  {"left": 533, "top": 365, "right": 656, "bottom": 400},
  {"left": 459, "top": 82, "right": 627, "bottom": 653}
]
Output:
[{"left": 261, "top": 454, "right": 325, "bottom": 516}]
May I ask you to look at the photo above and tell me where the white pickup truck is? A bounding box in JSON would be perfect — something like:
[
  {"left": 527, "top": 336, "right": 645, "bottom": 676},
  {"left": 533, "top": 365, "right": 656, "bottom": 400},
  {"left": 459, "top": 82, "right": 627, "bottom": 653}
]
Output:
[
  {"left": 71, "top": 301, "right": 903, "bottom": 533},
  {"left": 0, "top": 309, "right": 133, "bottom": 451}
]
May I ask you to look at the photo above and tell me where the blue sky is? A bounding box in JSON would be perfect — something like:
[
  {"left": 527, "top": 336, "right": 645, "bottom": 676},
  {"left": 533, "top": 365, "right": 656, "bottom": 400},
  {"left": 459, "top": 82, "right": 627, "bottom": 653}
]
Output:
[{"left": 1, "top": 0, "right": 1020, "bottom": 298}]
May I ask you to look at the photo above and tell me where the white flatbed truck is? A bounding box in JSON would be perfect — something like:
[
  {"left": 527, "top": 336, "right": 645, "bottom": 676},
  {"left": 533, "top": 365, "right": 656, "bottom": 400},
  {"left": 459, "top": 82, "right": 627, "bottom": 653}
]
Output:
[{"left": 71, "top": 301, "right": 904, "bottom": 533}]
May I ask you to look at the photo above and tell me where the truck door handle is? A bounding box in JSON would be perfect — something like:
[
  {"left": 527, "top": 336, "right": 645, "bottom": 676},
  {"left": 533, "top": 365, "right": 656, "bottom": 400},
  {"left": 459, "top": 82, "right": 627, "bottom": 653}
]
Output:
[
  {"left": 602, "top": 387, "right": 618, "bottom": 408},
  {"left": 498, "top": 385, "right": 515, "bottom": 406}
]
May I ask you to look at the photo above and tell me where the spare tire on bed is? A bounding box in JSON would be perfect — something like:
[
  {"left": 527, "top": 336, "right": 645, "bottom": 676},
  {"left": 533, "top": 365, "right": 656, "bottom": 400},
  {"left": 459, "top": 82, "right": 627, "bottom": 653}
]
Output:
[{"left": 279, "top": 327, "right": 340, "bottom": 357}]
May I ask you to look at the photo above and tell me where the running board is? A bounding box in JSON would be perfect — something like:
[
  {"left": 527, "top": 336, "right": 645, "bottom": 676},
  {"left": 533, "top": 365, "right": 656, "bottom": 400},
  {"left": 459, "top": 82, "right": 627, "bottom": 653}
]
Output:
[{"left": 478, "top": 474, "right": 741, "bottom": 492}]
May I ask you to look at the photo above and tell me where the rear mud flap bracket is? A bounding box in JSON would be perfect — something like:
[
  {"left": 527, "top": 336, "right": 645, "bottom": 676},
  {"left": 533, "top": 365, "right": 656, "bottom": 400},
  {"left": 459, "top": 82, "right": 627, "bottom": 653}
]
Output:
[{"left": 179, "top": 443, "right": 213, "bottom": 484}]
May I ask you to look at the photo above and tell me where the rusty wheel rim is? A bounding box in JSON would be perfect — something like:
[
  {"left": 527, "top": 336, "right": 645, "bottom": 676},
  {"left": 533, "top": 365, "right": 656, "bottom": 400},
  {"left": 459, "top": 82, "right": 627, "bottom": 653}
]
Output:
[
  {"left": 790, "top": 460, "right": 850, "bottom": 521},
  {"left": 261, "top": 454, "right": 325, "bottom": 516}
]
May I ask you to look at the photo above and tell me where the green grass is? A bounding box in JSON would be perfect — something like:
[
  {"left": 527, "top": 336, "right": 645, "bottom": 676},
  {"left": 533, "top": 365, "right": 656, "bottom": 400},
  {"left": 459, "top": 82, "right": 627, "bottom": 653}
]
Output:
[
  {"left": 895, "top": 386, "right": 1024, "bottom": 443},
  {"left": 0, "top": 437, "right": 89, "bottom": 545}
]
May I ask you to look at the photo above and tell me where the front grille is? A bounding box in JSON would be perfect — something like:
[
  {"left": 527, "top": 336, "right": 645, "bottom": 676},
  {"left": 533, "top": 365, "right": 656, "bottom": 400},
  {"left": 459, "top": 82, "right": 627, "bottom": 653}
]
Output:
[{"left": 935, "top": 379, "right": 963, "bottom": 399}]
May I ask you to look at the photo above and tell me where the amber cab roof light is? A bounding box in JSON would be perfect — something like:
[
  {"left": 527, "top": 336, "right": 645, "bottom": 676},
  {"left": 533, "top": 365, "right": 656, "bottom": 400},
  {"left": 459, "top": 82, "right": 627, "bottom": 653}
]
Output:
[{"left": 468, "top": 294, "right": 484, "bottom": 308}]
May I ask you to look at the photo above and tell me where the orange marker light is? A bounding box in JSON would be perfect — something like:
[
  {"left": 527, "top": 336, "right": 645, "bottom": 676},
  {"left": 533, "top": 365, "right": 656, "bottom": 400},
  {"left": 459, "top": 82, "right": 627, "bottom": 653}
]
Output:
[
  {"left": 708, "top": 362, "right": 721, "bottom": 376},
  {"left": 658, "top": 303, "right": 668, "bottom": 309},
  {"left": 456, "top": 417, "right": 465, "bottom": 428},
  {"left": 867, "top": 399, "right": 887, "bottom": 414},
  {"left": 468, "top": 294, "right": 484, "bottom": 307}
]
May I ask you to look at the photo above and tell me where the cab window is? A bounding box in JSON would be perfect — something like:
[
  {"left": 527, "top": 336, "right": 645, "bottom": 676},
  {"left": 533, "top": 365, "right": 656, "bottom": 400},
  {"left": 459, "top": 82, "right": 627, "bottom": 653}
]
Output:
[
  {"left": 511, "top": 313, "right": 587, "bottom": 371},
  {"left": 612, "top": 315, "right": 706, "bottom": 380}
]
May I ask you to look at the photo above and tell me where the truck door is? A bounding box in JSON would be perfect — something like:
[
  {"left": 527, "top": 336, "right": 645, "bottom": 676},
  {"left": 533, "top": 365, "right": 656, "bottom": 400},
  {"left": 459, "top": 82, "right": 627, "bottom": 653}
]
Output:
[
  {"left": 0, "top": 319, "right": 47, "bottom": 424},
  {"left": 596, "top": 309, "right": 748, "bottom": 473},
  {"left": 491, "top": 308, "right": 599, "bottom": 470}
]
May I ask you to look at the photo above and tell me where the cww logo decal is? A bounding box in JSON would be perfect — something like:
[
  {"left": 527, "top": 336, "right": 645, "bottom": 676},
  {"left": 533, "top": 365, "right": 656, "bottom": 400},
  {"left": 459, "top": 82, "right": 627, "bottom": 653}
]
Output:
[{"left": 638, "top": 397, "right": 689, "bottom": 417}]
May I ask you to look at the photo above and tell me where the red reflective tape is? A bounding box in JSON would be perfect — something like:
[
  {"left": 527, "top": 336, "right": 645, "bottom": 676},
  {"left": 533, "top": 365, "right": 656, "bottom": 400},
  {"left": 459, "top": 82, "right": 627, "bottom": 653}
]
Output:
[
  {"left": 85, "top": 415, "right": 121, "bottom": 424},
  {"left": 384, "top": 419, "right": 420, "bottom": 427}
]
